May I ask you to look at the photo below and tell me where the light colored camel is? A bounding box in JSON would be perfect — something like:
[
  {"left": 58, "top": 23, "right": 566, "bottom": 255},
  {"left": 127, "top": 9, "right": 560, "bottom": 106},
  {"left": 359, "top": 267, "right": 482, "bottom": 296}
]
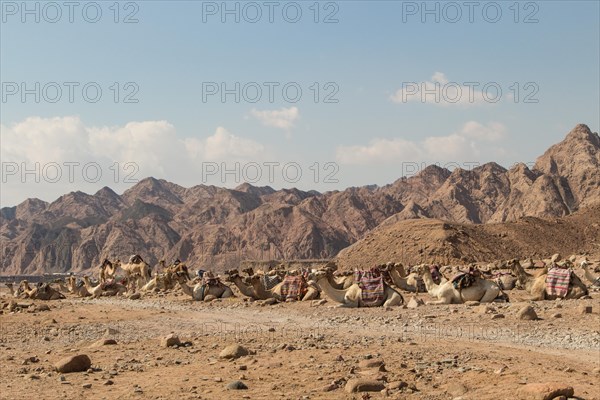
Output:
[
  {"left": 581, "top": 262, "right": 600, "bottom": 288},
  {"left": 19, "top": 281, "right": 65, "bottom": 300},
  {"left": 176, "top": 273, "right": 234, "bottom": 301},
  {"left": 507, "top": 259, "right": 588, "bottom": 300},
  {"left": 82, "top": 276, "right": 126, "bottom": 298},
  {"left": 313, "top": 270, "right": 403, "bottom": 308},
  {"left": 119, "top": 255, "right": 152, "bottom": 283},
  {"left": 67, "top": 276, "right": 91, "bottom": 297},
  {"left": 414, "top": 265, "right": 502, "bottom": 305}
]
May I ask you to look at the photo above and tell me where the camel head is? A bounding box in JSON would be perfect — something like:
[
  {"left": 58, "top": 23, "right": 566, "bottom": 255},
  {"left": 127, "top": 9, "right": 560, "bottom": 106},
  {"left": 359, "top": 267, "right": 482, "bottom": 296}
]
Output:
[
  {"left": 223, "top": 269, "right": 240, "bottom": 282},
  {"left": 312, "top": 269, "right": 328, "bottom": 281}
]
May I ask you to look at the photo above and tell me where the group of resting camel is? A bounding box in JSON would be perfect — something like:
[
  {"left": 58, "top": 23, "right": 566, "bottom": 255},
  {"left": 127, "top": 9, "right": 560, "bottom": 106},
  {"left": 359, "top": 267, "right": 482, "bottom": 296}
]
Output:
[{"left": 5, "top": 253, "right": 599, "bottom": 307}]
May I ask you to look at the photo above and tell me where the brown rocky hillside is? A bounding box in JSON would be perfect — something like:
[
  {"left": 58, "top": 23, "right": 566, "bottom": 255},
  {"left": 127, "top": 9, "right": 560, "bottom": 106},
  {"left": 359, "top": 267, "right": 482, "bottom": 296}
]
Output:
[{"left": 0, "top": 124, "right": 598, "bottom": 275}]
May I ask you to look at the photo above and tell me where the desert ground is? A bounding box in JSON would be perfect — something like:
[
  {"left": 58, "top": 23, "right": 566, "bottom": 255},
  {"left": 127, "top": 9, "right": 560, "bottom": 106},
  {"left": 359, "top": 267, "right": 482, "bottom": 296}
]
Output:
[{"left": 1, "top": 276, "right": 599, "bottom": 400}]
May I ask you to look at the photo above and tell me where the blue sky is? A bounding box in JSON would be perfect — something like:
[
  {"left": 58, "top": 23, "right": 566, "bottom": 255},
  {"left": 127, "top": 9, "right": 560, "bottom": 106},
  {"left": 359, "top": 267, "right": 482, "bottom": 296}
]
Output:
[{"left": 1, "top": 0, "right": 599, "bottom": 206}]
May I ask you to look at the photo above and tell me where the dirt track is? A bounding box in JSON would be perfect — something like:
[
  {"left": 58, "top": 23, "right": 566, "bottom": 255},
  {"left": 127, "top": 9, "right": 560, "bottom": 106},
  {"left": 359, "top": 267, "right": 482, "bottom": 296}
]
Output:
[{"left": 1, "top": 286, "right": 599, "bottom": 400}]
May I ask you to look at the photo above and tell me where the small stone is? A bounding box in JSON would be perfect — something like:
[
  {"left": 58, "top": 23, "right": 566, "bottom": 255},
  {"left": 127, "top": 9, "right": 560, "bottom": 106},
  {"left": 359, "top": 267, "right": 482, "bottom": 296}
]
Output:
[
  {"left": 92, "top": 338, "right": 117, "bottom": 347},
  {"left": 54, "top": 354, "right": 91, "bottom": 373},
  {"left": 104, "top": 379, "right": 114, "bottom": 385},
  {"left": 464, "top": 301, "right": 480, "bottom": 306},
  {"left": 219, "top": 344, "right": 249, "bottom": 360},
  {"left": 579, "top": 305, "right": 592, "bottom": 314},
  {"left": 517, "top": 305, "right": 538, "bottom": 320},
  {"left": 358, "top": 359, "right": 385, "bottom": 370},
  {"left": 238, "top": 365, "right": 247, "bottom": 371},
  {"left": 407, "top": 296, "right": 425, "bottom": 308},
  {"left": 226, "top": 380, "right": 248, "bottom": 390},
  {"left": 128, "top": 292, "right": 141, "bottom": 300},
  {"left": 345, "top": 379, "right": 385, "bottom": 393},
  {"left": 552, "top": 313, "right": 562, "bottom": 318},
  {"left": 82, "top": 383, "right": 92, "bottom": 389},
  {"left": 160, "top": 334, "right": 181, "bottom": 348},
  {"left": 491, "top": 314, "right": 505, "bottom": 319}
]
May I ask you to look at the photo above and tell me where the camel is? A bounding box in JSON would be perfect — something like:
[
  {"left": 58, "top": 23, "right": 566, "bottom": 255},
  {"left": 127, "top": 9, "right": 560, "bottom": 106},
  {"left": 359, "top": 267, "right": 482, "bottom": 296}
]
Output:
[
  {"left": 99, "top": 259, "right": 119, "bottom": 283},
  {"left": 5, "top": 283, "right": 22, "bottom": 298},
  {"left": 383, "top": 263, "right": 425, "bottom": 292},
  {"left": 581, "top": 261, "right": 600, "bottom": 289},
  {"left": 82, "top": 276, "right": 126, "bottom": 298},
  {"left": 224, "top": 270, "right": 259, "bottom": 299},
  {"left": 176, "top": 272, "right": 234, "bottom": 301},
  {"left": 19, "top": 281, "right": 65, "bottom": 300},
  {"left": 506, "top": 259, "right": 588, "bottom": 300},
  {"left": 313, "top": 269, "right": 403, "bottom": 308},
  {"left": 248, "top": 272, "right": 319, "bottom": 302},
  {"left": 119, "top": 255, "right": 152, "bottom": 283},
  {"left": 414, "top": 265, "right": 503, "bottom": 305},
  {"left": 67, "top": 276, "right": 91, "bottom": 297}
]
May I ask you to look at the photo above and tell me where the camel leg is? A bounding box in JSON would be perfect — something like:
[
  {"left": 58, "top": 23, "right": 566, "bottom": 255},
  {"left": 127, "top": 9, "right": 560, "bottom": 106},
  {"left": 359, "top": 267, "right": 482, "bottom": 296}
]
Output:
[
  {"left": 383, "top": 293, "right": 403, "bottom": 307},
  {"left": 426, "top": 297, "right": 452, "bottom": 305},
  {"left": 479, "top": 288, "right": 500, "bottom": 303}
]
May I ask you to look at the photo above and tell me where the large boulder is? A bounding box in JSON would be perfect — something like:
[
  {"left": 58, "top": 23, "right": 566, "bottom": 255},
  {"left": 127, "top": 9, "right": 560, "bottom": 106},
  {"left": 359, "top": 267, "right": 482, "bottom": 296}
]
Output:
[
  {"left": 518, "top": 382, "right": 574, "bottom": 400},
  {"left": 54, "top": 354, "right": 91, "bottom": 373},
  {"left": 345, "top": 378, "right": 385, "bottom": 393}
]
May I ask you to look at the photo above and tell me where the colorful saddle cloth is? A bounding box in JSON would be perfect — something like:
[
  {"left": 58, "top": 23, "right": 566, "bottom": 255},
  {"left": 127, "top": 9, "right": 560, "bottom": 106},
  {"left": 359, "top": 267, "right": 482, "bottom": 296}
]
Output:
[
  {"left": 545, "top": 266, "right": 571, "bottom": 298},
  {"left": 451, "top": 267, "right": 480, "bottom": 291},
  {"left": 355, "top": 269, "right": 385, "bottom": 307},
  {"left": 280, "top": 275, "right": 308, "bottom": 301}
]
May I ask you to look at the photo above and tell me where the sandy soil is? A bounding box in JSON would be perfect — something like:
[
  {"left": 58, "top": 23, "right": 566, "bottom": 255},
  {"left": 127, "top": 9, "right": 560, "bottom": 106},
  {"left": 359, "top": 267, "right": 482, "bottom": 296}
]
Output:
[{"left": 1, "top": 287, "right": 599, "bottom": 400}]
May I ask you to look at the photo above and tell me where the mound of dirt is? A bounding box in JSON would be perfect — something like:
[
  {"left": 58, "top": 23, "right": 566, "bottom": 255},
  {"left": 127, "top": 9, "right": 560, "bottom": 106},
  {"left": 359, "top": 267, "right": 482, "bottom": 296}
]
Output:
[{"left": 336, "top": 204, "right": 600, "bottom": 268}]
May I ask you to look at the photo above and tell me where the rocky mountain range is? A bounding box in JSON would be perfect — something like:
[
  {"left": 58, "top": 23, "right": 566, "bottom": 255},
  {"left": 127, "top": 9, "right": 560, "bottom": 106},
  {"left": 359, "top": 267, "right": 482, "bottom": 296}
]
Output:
[{"left": 1, "top": 124, "right": 598, "bottom": 275}]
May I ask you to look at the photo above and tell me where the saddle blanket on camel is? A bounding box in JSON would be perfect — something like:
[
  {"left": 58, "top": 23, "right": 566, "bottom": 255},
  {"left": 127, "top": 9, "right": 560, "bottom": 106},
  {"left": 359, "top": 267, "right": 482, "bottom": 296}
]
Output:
[
  {"left": 545, "top": 266, "right": 571, "bottom": 298},
  {"left": 451, "top": 267, "right": 480, "bottom": 291},
  {"left": 355, "top": 269, "right": 385, "bottom": 307},
  {"left": 280, "top": 275, "right": 308, "bottom": 301}
]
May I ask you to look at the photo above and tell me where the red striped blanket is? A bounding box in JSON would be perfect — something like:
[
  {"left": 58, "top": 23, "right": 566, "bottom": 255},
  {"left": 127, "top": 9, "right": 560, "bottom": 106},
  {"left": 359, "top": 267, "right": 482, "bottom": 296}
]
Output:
[
  {"left": 280, "top": 275, "right": 307, "bottom": 301},
  {"left": 545, "top": 267, "right": 571, "bottom": 297},
  {"left": 355, "top": 269, "right": 385, "bottom": 307}
]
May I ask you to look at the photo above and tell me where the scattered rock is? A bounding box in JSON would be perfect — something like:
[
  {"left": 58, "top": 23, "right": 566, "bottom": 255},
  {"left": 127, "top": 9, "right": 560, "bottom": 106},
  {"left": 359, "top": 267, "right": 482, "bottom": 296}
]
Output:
[
  {"left": 128, "top": 292, "right": 141, "bottom": 300},
  {"left": 54, "top": 355, "right": 91, "bottom": 373},
  {"left": 491, "top": 314, "right": 505, "bottom": 319},
  {"left": 219, "top": 344, "right": 249, "bottom": 360},
  {"left": 160, "top": 334, "right": 181, "bottom": 348},
  {"left": 579, "top": 305, "right": 592, "bottom": 314},
  {"left": 552, "top": 313, "right": 562, "bottom": 318},
  {"left": 517, "top": 306, "right": 538, "bottom": 320},
  {"left": 344, "top": 379, "right": 385, "bottom": 393},
  {"left": 226, "top": 380, "right": 248, "bottom": 390},
  {"left": 358, "top": 359, "right": 385, "bottom": 370},
  {"left": 92, "top": 339, "right": 117, "bottom": 347},
  {"left": 407, "top": 296, "right": 424, "bottom": 308},
  {"left": 104, "top": 379, "right": 114, "bottom": 385},
  {"left": 82, "top": 383, "right": 92, "bottom": 389},
  {"left": 518, "top": 382, "right": 574, "bottom": 400},
  {"left": 465, "top": 301, "right": 480, "bottom": 306}
]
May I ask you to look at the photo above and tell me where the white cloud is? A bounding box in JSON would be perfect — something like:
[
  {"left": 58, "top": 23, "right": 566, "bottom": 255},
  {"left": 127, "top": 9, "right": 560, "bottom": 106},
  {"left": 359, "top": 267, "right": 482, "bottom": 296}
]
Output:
[
  {"left": 390, "top": 72, "right": 491, "bottom": 107},
  {"left": 250, "top": 107, "right": 299, "bottom": 130},
  {"left": 0, "top": 116, "right": 266, "bottom": 205},
  {"left": 335, "top": 121, "right": 506, "bottom": 165}
]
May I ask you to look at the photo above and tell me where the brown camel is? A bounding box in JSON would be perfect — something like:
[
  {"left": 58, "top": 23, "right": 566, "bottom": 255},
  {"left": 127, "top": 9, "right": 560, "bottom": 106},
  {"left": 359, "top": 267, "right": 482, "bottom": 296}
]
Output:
[
  {"left": 507, "top": 259, "right": 588, "bottom": 300},
  {"left": 67, "top": 276, "right": 91, "bottom": 297},
  {"left": 120, "top": 255, "right": 152, "bottom": 283},
  {"left": 224, "top": 270, "right": 259, "bottom": 299},
  {"left": 99, "top": 259, "right": 119, "bottom": 283},
  {"left": 82, "top": 276, "right": 126, "bottom": 298},
  {"left": 19, "top": 281, "right": 65, "bottom": 300},
  {"left": 248, "top": 271, "right": 319, "bottom": 302}
]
